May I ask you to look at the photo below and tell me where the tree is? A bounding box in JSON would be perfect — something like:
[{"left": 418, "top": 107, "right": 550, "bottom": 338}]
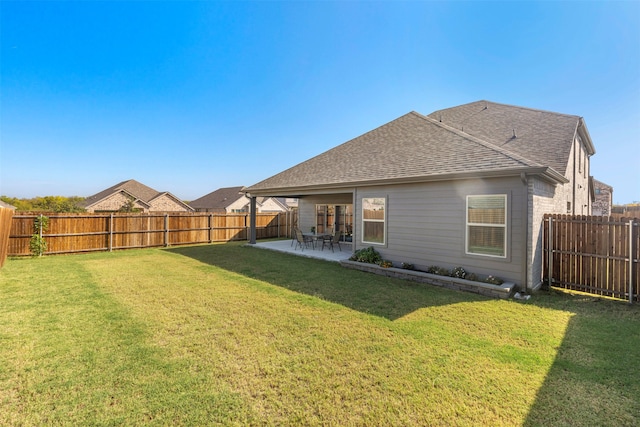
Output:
[
  {"left": 0, "top": 195, "right": 86, "bottom": 212},
  {"left": 118, "top": 197, "right": 141, "bottom": 213}
]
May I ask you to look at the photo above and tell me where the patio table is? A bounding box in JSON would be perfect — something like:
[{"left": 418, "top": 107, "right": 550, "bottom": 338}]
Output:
[{"left": 302, "top": 232, "right": 332, "bottom": 250}]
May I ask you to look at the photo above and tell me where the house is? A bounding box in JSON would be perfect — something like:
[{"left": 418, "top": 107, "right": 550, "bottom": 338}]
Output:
[
  {"left": 591, "top": 179, "right": 613, "bottom": 216},
  {"left": 0, "top": 200, "right": 16, "bottom": 210},
  {"left": 190, "top": 186, "right": 291, "bottom": 214},
  {"left": 244, "top": 100, "right": 597, "bottom": 292},
  {"left": 81, "top": 179, "right": 193, "bottom": 213}
]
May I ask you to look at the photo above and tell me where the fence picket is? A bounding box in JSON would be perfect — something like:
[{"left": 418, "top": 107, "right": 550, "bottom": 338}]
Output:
[
  {"left": 7, "top": 211, "right": 296, "bottom": 256},
  {"left": 543, "top": 213, "right": 639, "bottom": 302}
]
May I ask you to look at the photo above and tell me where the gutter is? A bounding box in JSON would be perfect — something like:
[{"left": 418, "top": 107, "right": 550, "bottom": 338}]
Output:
[{"left": 244, "top": 167, "right": 567, "bottom": 198}]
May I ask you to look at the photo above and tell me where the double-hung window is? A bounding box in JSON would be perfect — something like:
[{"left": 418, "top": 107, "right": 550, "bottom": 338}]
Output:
[
  {"left": 466, "top": 195, "right": 507, "bottom": 257},
  {"left": 362, "top": 197, "right": 385, "bottom": 245}
]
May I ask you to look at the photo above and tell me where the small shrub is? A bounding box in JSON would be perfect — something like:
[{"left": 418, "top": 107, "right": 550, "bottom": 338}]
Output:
[
  {"left": 29, "top": 235, "right": 47, "bottom": 257},
  {"left": 427, "top": 265, "right": 440, "bottom": 274},
  {"left": 29, "top": 215, "right": 49, "bottom": 257},
  {"left": 485, "top": 275, "right": 504, "bottom": 285},
  {"left": 401, "top": 262, "right": 415, "bottom": 270},
  {"left": 379, "top": 260, "right": 393, "bottom": 268},
  {"left": 451, "top": 266, "right": 467, "bottom": 279},
  {"left": 410, "top": 263, "right": 503, "bottom": 286},
  {"left": 349, "top": 247, "right": 382, "bottom": 265},
  {"left": 436, "top": 267, "right": 450, "bottom": 276}
]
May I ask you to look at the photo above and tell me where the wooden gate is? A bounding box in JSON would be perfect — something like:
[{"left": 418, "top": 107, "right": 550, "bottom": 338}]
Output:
[{"left": 543, "top": 214, "right": 639, "bottom": 303}]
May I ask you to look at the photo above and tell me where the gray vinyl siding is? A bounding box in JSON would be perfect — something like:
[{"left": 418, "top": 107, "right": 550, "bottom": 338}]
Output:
[{"left": 355, "top": 177, "right": 526, "bottom": 287}]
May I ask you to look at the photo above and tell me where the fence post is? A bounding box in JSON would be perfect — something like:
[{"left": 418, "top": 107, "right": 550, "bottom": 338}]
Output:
[
  {"left": 164, "top": 214, "right": 169, "bottom": 247},
  {"left": 209, "top": 213, "right": 213, "bottom": 243},
  {"left": 630, "top": 219, "right": 635, "bottom": 304},
  {"left": 109, "top": 213, "right": 113, "bottom": 252}
]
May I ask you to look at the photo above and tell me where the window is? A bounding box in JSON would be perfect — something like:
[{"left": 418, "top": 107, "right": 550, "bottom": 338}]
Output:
[
  {"left": 362, "top": 197, "right": 385, "bottom": 245},
  {"left": 466, "top": 195, "right": 506, "bottom": 257}
]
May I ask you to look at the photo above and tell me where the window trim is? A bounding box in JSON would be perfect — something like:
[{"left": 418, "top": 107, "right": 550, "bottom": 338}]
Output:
[
  {"left": 465, "top": 194, "right": 507, "bottom": 258},
  {"left": 361, "top": 196, "right": 386, "bottom": 246}
]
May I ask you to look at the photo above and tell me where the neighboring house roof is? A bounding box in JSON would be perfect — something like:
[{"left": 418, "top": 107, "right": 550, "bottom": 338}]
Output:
[
  {"left": 189, "top": 186, "right": 246, "bottom": 210},
  {"left": 246, "top": 101, "right": 583, "bottom": 195},
  {"left": 0, "top": 200, "right": 16, "bottom": 210},
  {"left": 256, "top": 196, "right": 290, "bottom": 211},
  {"left": 82, "top": 179, "right": 192, "bottom": 211},
  {"left": 593, "top": 178, "right": 613, "bottom": 192}
]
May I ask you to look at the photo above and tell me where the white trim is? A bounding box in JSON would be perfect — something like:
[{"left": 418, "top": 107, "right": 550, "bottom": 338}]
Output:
[
  {"left": 465, "top": 194, "right": 507, "bottom": 258},
  {"left": 361, "top": 196, "right": 386, "bottom": 245}
]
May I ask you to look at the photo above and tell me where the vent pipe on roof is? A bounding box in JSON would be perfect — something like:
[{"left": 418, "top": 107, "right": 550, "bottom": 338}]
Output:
[{"left": 512, "top": 129, "right": 517, "bottom": 138}]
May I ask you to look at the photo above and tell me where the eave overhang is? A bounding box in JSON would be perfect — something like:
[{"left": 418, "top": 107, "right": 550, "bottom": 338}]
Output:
[
  {"left": 577, "top": 118, "right": 596, "bottom": 156},
  {"left": 243, "top": 166, "right": 568, "bottom": 198}
]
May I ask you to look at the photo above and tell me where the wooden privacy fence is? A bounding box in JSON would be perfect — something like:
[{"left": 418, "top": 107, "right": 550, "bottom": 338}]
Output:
[
  {"left": 7, "top": 211, "right": 297, "bottom": 256},
  {"left": 0, "top": 208, "right": 14, "bottom": 268},
  {"left": 543, "top": 214, "right": 639, "bottom": 303}
]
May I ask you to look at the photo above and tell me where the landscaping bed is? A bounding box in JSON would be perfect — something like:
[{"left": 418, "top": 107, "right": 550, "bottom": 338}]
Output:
[{"left": 341, "top": 260, "right": 517, "bottom": 299}]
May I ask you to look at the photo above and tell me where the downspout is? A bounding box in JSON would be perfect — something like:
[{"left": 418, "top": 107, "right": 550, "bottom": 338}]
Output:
[
  {"left": 249, "top": 196, "right": 257, "bottom": 244},
  {"left": 520, "top": 172, "right": 529, "bottom": 293}
]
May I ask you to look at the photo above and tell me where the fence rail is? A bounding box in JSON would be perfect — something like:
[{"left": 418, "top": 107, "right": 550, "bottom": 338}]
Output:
[
  {"left": 543, "top": 214, "right": 639, "bottom": 303},
  {"left": 7, "top": 211, "right": 297, "bottom": 256}
]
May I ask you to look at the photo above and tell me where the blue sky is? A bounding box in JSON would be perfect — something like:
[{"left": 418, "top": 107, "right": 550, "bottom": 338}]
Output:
[{"left": 1, "top": 1, "right": 639, "bottom": 204}]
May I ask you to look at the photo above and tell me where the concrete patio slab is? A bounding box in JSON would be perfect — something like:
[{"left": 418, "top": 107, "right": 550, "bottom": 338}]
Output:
[{"left": 248, "top": 239, "right": 352, "bottom": 262}]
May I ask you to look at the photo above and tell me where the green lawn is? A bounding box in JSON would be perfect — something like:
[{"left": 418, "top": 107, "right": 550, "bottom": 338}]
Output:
[{"left": 1, "top": 242, "right": 638, "bottom": 426}]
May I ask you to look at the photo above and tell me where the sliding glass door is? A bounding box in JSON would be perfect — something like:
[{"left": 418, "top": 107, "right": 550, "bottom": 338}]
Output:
[{"left": 315, "top": 204, "right": 353, "bottom": 242}]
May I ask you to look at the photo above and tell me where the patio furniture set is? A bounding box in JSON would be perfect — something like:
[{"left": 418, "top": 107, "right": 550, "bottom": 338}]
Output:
[{"left": 293, "top": 228, "right": 342, "bottom": 252}]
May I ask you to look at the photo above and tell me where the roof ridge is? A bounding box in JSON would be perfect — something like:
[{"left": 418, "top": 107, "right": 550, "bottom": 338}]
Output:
[
  {"left": 411, "top": 111, "right": 543, "bottom": 168},
  {"left": 436, "top": 100, "right": 581, "bottom": 120}
]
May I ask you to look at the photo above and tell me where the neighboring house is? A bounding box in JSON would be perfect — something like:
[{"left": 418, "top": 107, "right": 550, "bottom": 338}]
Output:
[
  {"left": 81, "top": 179, "right": 193, "bottom": 213},
  {"left": 591, "top": 178, "right": 613, "bottom": 216},
  {"left": 0, "top": 200, "right": 16, "bottom": 210},
  {"left": 244, "top": 100, "right": 596, "bottom": 292},
  {"left": 190, "top": 186, "right": 291, "bottom": 214}
]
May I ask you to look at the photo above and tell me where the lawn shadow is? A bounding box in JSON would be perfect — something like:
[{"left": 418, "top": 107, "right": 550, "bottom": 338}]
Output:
[
  {"left": 523, "top": 290, "right": 640, "bottom": 426},
  {"left": 166, "top": 243, "right": 483, "bottom": 321}
]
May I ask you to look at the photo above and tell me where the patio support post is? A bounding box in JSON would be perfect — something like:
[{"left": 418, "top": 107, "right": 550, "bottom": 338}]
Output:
[
  {"left": 249, "top": 196, "right": 257, "bottom": 244},
  {"left": 520, "top": 172, "right": 529, "bottom": 293}
]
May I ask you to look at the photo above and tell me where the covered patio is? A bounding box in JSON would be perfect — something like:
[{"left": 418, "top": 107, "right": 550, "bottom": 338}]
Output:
[{"left": 250, "top": 239, "right": 352, "bottom": 263}]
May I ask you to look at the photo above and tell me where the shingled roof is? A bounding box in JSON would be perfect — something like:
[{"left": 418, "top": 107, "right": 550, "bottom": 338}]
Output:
[
  {"left": 245, "top": 102, "right": 584, "bottom": 195},
  {"left": 0, "top": 200, "right": 16, "bottom": 210},
  {"left": 428, "top": 100, "right": 595, "bottom": 175},
  {"left": 81, "top": 179, "right": 192, "bottom": 211},
  {"left": 82, "top": 179, "right": 160, "bottom": 208},
  {"left": 189, "top": 186, "right": 246, "bottom": 210}
]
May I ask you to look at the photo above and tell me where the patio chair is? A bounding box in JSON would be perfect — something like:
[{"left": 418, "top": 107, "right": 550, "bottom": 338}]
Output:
[
  {"left": 291, "top": 227, "right": 300, "bottom": 247},
  {"left": 321, "top": 231, "right": 341, "bottom": 252},
  {"left": 294, "top": 228, "right": 314, "bottom": 251}
]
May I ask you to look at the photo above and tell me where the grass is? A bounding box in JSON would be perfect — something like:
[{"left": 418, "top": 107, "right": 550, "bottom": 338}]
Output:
[{"left": 0, "top": 241, "right": 639, "bottom": 426}]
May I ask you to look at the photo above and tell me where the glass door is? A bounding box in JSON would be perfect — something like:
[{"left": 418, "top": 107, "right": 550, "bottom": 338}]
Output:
[{"left": 316, "top": 204, "right": 353, "bottom": 241}]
